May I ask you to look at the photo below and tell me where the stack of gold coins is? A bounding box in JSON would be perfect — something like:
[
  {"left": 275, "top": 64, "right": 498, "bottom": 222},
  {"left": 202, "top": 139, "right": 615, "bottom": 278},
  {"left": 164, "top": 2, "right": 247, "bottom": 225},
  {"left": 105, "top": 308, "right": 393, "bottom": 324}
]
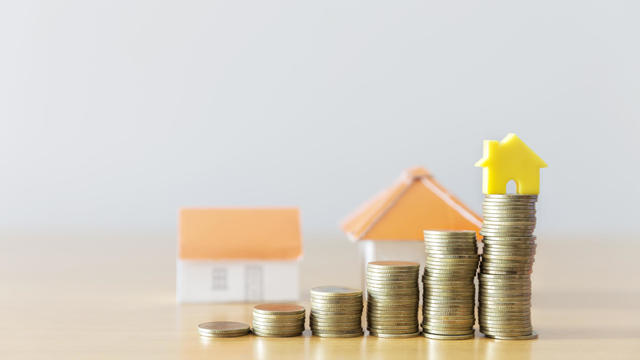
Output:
[
  {"left": 422, "top": 230, "right": 479, "bottom": 340},
  {"left": 251, "top": 304, "right": 306, "bottom": 337},
  {"left": 366, "top": 261, "right": 420, "bottom": 338},
  {"left": 197, "top": 321, "right": 250, "bottom": 338},
  {"left": 479, "top": 194, "right": 538, "bottom": 340},
  {"left": 310, "top": 286, "right": 364, "bottom": 338}
]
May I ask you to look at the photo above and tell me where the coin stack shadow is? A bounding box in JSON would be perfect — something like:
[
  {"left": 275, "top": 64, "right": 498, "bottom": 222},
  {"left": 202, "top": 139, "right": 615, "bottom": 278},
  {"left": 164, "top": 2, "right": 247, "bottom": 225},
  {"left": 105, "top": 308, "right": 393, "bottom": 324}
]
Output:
[
  {"left": 366, "top": 261, "right": 420, "bottom": 338},
  {"left": 479, "top": 194, "right": 538, "bottom": 340},
  {"left": 310, "top": 286, "right": 364, "bottom": 338},
  {"left": 422, "top": 230, "right": 479, "bottom": 340},
  {"left": 251, "top": 304, "right": 306, "bottom": 337}
]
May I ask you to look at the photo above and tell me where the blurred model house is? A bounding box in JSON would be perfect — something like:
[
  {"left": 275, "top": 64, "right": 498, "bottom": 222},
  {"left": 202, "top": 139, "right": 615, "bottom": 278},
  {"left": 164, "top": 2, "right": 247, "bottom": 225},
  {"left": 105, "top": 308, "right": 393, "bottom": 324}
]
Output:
[
  {"left": 341, "top": 167, "right": 481, "bottom": 284},
  {"left": 177, "top": 208, "right": 302, "bottom": 303}
]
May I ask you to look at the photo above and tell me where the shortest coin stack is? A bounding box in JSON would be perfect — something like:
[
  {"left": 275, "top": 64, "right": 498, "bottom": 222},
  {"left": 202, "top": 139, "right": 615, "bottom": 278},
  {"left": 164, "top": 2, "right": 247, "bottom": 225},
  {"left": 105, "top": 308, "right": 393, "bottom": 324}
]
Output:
[
  {"left": 366, "top": 261, "right": 420, "bottom": 338},
  {"left": 252, "top": 304, "right": 306, "bottom": 337},
  {"left": 310, "top": 286, "right": 364, "bottom": 338},
  {"left": 198, "top": 321, "right": 250, "bottom": 338}
]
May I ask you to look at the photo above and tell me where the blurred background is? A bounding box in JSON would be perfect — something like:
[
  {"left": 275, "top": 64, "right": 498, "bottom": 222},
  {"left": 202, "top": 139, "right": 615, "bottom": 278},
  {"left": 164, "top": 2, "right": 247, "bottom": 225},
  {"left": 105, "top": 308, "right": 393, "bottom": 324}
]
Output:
[{"left": 1, "top": 2, "right": 639, "bottom": 294}]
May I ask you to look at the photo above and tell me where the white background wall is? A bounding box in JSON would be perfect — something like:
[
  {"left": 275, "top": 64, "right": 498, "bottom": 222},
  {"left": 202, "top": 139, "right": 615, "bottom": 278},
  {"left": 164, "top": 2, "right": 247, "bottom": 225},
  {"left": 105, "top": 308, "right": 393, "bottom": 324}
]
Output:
[{"left": 1, "top": 1, "right": 638, "bottom": 237}]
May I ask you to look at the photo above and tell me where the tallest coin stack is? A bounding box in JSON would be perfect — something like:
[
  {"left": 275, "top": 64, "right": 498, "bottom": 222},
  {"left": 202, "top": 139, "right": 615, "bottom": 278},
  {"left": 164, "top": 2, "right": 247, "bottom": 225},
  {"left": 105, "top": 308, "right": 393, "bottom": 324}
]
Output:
[{"left": 478, "top": 194, "right": 538, "bottom": 340}]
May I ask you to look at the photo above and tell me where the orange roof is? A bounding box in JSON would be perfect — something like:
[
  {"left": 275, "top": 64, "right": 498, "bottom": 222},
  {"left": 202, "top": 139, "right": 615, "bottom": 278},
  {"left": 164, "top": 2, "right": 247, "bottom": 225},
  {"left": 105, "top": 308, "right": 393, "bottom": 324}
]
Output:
[
  {"left": 179, "top": 208, "right": 302, "bottom": 260},
  {"left": 341, "top": 167, "right": 482, "bottom": 241}
]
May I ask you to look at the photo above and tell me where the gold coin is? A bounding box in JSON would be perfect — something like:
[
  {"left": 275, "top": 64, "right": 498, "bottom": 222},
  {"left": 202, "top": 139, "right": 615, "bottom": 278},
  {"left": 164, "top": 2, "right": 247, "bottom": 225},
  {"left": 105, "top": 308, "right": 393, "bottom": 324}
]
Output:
[
  {"left": 478, "top": 308, "right": 531, "bottom": 314},
  {"left": 479, "top": 280, "right": 532, "bottom": 286},
  {"left": 310, "top": 286, "right": 362, "bottom": 297},
  {"left": 423, "top": 325, "right": 474, "bottom": 333},
  {"left": 368, "top": 326, "right": 420, "bottom": 333},
  {"left": 311, "top": 311, "right": 362, "bottom": 317},
  {"left": 425, "top": 257, "right": 479, "bottom": 263},
  {"left": 312, "top": 332, "right": 363, "bottom": 338},
  {"left": 480, "top": 325, "right": 533, "bottom": 332},
  {"left": 422, "top": 332, "right": 474, "bottom": 340},
  {"left": 479, "top": 318, "right": 531, "bottom": 324},
  {"left": 367, "top": 287, "right": 419, "bottom": 294},
  {"left": 482, "top": 235, "right": 536, "bottom": 239},
  {"left": 367, "top": 276, "right": 418, "bottom": 282},
  {"left": 310, "top": 323, "right": 361, "bottom": 329},
  {"left": 251, "top": 324, "right": 305, "bottom": 332},
  {"left": 311, "top": 301, "right": 363, "bottom": 308},
  {"left": 367, "top": 282, "right": 418, "bottom": 288},
  {"left": 310, "top": 322, "right": 361, "bottom": 328},
  {"left": 252, "top": 319, "right": 304, "bottom": 328},
  {"left": 311, "top": 325, "right": 362, "bottom": 331},
  {"left": 367, "top": 318, "right": 418, "bottom": 324},
  {"left": 310, "top": 312, "right": 361, "bottom": 318},
  {"left": 367, "top": 317, "right": 418, "bottom": 329},
  {"left": 366, "top": 314, "right": 418, "bottom": 320},
  {"left": 252, "top": 331, "right": 303, "bottom": 338},
  {"left": 253, "top": 312, "right": 305, "bottom": 321},
  {"left": 310, "top": 325, "right": 362, "bottom": 331},
  {"left": 423, "top": 328, "right": 475, "bottom": 336},
  {"left": 423, "top": 275, "right": 474, "bottom": 282},
  {"left": 483, "top": 238, "right": 536, "bottom": 243},
  {"left": 368, "top": 261, "right": 419, "bottom": 269},
  {"left": 199, "top": 332, "right": 249, "bottom": 338},
  {"left": 367, "top": 265, "right": 420, "bottom": 271},
  {"left": 311, "top": 327, "right": 361, "bottom": 332},
  {"left": 424, "top": 284, "right": 476, "bottom": 290},
  {"left": 367, "top": 325, "right": 419, "bottom": 332},
  {"left": 423, "top": 283, "right": 475, "bottom": 289},
  {"left": 366, "top": 309, "right": 419, "bottom": 314},
  {"left": 253, "top": 303, "right": 305, "bottom": 315},
  {"left": 424, "top": 230, "right": 476, "bottom": 236},
  {"left": 251, "top": 324, "right": 305, "bottom": 330},
  {"left": 425, "top": 247, "right": 477, "bottom": 253},
  {"left": 311, "top": 296, "right": 362, "bottom": 303},
  {"left": 424, "top": 242, "right": 476, "bottom": 248},
  {"left": 366, "top": 274, "right": 419, "bottom": 280},
  {"left": 423, "top": 330, "right": 475, "bottom": 337},
  {"left": 479, "top": 273, "right": 531, "bottom": 280},
  {"left": 484, "top": 247, "right": 536, "bottom": 253},
  {"left": 368, "top": 331, "right": 420, "bottom": 338},
  {"left": 424, "top": 310, "right": 474, "bottom": 316},
  {"left": 424, "top": 314, "right": 475, "bottom": 320},
  {"left": 197, "top": 321, "right": 250, "bottom": 337},
  {"left": 483, "top": 331, "right": 538, "bottom": 340},
  {"left": 366, "top": 308, "right": 418, "bottom": 314}
]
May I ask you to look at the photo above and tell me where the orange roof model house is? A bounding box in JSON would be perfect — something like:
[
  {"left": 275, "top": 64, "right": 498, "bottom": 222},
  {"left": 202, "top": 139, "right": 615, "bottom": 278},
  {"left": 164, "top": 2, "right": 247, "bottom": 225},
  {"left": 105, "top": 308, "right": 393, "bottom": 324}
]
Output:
[
  {"left": 177, "top": 208, "right": 302, "bottom": 303},
  {"left": 341, "top": 167, "right": 481, "bottom": 282}
]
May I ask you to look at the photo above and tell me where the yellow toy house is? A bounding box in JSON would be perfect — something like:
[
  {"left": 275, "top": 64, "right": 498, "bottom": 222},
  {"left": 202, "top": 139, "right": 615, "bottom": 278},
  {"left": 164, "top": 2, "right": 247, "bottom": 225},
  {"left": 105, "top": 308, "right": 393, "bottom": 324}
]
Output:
[{"left": 475, "top": 133, "right": 547, "bottom": 194}]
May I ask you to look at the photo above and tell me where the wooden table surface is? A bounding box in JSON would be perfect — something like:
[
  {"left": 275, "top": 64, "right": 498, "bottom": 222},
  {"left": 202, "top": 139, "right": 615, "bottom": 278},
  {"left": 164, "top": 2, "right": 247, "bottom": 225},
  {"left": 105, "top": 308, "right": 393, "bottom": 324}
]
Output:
[{"left": 1, "top": 232, "right": 639, "bottom": 359}]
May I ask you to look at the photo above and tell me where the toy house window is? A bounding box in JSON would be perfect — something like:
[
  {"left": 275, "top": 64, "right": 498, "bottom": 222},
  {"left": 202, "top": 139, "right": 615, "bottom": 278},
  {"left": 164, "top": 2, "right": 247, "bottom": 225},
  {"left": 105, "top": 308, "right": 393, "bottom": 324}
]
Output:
[{"left": 211, "top": 268, "right": 228, "bottom": 290}]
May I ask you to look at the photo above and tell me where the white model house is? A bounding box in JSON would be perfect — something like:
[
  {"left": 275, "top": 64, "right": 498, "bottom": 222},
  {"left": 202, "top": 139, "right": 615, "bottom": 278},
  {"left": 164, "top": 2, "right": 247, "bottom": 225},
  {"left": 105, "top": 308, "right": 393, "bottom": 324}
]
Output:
[
  {"left": 177, "top": 207, "right": 302, "bottom": 303},
  {"left": 341, "top": 167, "right": 482, "bottom": 288}
]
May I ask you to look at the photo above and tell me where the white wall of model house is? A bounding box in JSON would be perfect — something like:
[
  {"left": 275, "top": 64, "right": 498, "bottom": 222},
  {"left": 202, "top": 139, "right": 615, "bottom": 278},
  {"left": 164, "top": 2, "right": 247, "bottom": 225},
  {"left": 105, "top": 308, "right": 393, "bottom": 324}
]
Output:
[{"left": 177, "top": 260, "right": 299, "bottom": 303}]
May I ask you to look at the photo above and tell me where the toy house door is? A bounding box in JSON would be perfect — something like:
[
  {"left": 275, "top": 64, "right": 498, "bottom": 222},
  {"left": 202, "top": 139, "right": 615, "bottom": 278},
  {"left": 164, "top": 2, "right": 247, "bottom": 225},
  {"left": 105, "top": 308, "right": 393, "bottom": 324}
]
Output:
[{"left": 244, "top": 265, "right": 263, "bottom": 301}]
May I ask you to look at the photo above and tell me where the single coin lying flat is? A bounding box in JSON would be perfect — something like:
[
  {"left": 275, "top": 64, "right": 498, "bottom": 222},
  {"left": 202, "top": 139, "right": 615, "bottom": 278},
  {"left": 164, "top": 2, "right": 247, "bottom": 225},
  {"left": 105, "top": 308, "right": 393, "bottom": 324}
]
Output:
[{"left": 198, "top": 321, "right": 250, "bottom": 338}]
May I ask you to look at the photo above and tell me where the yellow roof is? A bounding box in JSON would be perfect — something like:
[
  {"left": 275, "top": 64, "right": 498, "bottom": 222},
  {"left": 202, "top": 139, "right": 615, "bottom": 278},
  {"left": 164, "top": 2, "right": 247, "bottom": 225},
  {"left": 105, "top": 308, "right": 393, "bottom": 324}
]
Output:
[
  {"left": 341, "top": 167, "right": 482, "bottom": 241},
  {"left": 475, "top": 133, "right": 547, "bottom": 168},
  {"left": 179, "top": 208, "right": 302, "bottom": 260}
]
